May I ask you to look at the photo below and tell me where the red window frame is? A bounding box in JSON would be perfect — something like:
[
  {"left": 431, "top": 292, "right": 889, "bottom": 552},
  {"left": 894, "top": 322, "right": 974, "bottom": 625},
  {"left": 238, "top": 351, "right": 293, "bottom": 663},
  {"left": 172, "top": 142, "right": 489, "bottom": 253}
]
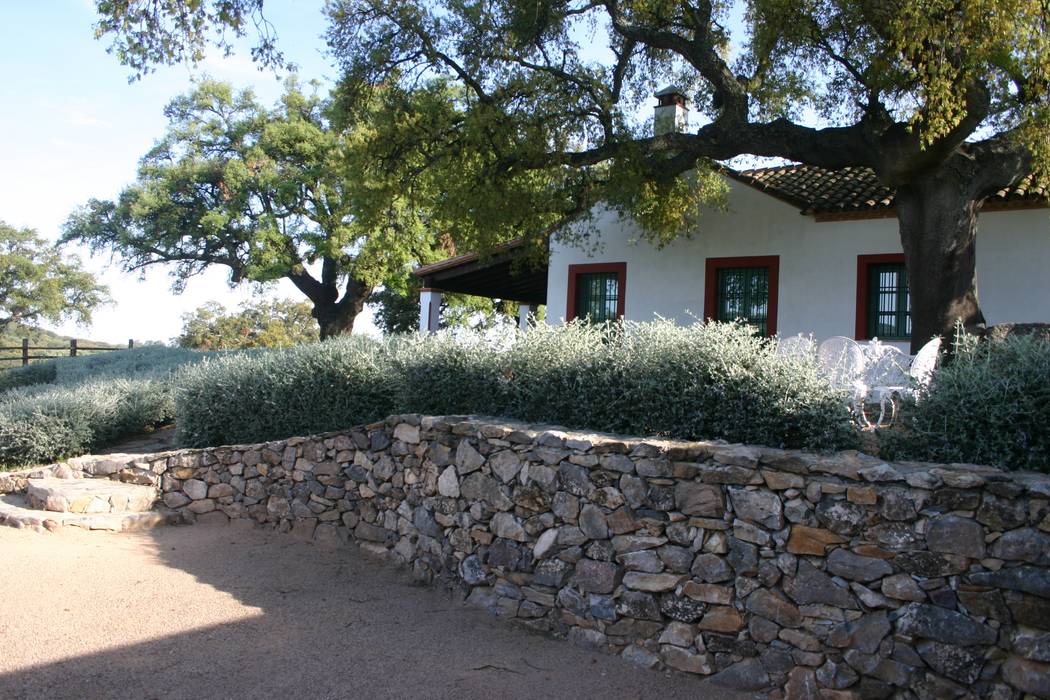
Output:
[
  {"left": 855, "top": 253, "right": 906, "bottom": 340},
  {"left": 703, "top": 256, "right": 780, "bottom": 336},
  {"left": 566, "top": 262, "right": 627, "bottom": 322}
]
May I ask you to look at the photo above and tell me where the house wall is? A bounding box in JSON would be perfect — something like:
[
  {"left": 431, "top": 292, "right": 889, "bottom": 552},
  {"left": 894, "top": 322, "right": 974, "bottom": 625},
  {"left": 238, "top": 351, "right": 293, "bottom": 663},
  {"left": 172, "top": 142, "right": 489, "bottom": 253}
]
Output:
[{"left": 546, "top": 180, "right": 1050, "bottom": 343}]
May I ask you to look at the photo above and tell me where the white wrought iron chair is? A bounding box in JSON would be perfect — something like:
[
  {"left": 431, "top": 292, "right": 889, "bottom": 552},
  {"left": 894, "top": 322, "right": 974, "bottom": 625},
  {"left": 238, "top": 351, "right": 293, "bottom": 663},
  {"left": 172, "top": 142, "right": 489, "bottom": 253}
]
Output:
[
  {"left": 866, "top": 337, "right": 942, "bottom": 426},
  {"left": 817, "top": 336, "right": 869, "bottom": 424},
  {"left": 861, "top": 340, "right": 912, "bottom": 426}
]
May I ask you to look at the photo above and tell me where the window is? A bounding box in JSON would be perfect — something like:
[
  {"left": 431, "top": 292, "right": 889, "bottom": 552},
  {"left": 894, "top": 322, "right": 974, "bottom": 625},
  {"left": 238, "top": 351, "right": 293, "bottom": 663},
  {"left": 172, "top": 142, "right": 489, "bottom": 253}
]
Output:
[
  {"left": 856, "top": 254, "right": 911, "bottom": 340},
  {"left": 704, "top": 256, "right": 779, "bottom": 336},
  {"left": 566, "top": 263, "right": 626, "bottom": 322}
]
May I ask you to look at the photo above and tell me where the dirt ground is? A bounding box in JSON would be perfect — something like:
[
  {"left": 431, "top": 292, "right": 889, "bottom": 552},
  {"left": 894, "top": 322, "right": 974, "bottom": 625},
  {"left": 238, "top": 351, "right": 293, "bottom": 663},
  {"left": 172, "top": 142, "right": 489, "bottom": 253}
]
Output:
[{"left": 0, "top": 523, "right": 756, "bottom": 700}]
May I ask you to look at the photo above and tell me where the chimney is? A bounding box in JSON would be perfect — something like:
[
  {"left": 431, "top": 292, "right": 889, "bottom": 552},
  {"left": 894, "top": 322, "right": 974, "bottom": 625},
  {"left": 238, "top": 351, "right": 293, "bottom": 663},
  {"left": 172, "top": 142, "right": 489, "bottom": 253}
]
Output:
[{"left": 654, "top": 86, "right": 688, "bottom": 136}]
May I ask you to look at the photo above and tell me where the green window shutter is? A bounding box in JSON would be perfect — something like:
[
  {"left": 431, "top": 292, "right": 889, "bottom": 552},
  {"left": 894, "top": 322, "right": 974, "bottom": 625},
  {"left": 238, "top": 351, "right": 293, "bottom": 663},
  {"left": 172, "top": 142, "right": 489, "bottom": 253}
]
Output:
[
  {"left": 867, "top": 263, "right": 911, "bottom": 340},
  {"left": 575, "top": 272, "right": 620, "bottom": 322},
  {"left": 716, "top": 266, "right": 770, "bottom": 335}
]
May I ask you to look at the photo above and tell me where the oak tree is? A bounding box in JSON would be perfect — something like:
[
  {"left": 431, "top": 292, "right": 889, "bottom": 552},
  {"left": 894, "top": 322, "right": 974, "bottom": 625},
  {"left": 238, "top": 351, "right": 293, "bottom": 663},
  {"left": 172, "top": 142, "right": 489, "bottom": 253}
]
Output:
[{"left": 63, "top": 80, "right": 432, "bottom": 338}]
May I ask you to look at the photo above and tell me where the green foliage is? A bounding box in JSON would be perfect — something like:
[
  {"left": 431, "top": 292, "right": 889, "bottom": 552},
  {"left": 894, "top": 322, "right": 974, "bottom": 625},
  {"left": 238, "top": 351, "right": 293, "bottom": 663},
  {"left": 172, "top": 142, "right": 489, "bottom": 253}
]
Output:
[
  {"left": 0, "top": 221, "right": 109, "bottom": 331},
  {"left": 176, "top": 298, "right": 319, "bottom": 349},
  {"left": 61, "top": 79, "right": 440, "bottom": 338},
  {"left": 0, "top": 362, "right": 56, "bottom": 393},
  {"left": 890, "top": 333, "right": 1050, "bottom": 471},
  {"left": 0, "top": 346, "right": 208, "bottom": 468},
  {"left": 176, "top": 321, "right": 856, "bottom": 450},
  {"left": 174, "top": 337, "right": 398, "bottom": 447}
]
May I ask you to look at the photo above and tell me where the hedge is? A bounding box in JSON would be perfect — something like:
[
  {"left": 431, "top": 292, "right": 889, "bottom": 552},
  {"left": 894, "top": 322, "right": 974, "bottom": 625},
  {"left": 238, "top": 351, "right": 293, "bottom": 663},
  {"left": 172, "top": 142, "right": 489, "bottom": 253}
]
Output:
[{"left": 176, "top": 322, "right": 857, "bottom": 451}]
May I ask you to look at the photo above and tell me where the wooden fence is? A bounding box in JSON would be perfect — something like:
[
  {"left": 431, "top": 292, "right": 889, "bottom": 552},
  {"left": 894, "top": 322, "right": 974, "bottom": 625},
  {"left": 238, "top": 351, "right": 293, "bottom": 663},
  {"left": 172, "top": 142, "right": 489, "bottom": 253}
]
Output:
[{"left": 0, "top": 339, "right": 135, "bottom": 366}]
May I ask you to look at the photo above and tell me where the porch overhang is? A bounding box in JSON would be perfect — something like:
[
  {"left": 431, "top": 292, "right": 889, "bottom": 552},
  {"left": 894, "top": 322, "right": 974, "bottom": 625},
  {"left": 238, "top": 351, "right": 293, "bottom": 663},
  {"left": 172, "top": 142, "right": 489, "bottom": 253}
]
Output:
[{"left": 412, "top": 239, "right": 548, "bottom": 305}]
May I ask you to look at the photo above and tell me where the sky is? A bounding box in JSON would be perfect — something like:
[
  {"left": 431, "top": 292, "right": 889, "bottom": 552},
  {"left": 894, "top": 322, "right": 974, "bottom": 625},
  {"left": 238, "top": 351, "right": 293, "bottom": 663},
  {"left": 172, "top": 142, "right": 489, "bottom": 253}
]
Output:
[{"left": 0, "top": 0, "right": 380, "bottom": 344}]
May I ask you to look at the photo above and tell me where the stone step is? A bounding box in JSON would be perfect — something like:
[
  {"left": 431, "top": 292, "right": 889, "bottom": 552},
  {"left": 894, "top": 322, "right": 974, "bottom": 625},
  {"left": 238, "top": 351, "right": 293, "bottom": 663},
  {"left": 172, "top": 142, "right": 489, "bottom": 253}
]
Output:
[
  {"left": 0, "top": 494, "right": 178, "bottom": 534},
  {"left": 26, "top": 478, "right": 158, "bottom": 514}
]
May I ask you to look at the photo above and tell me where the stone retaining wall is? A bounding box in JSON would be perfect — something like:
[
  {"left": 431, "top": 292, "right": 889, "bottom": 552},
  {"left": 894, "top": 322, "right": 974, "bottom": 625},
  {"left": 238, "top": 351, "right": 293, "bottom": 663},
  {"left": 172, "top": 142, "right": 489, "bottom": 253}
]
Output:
[{"left": 11, "top": 415, "right": 1050, "bottom": 698}]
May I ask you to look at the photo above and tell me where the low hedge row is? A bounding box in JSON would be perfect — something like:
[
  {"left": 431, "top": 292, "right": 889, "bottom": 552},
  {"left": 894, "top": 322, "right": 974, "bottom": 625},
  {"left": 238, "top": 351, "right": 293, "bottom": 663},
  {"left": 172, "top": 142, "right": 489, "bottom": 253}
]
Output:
[
  {"left": 0, "top": 347, "right": 207, "bottom": 468},
  {"left": 174, "top": 322, "right": 858, "bottom": 451}
]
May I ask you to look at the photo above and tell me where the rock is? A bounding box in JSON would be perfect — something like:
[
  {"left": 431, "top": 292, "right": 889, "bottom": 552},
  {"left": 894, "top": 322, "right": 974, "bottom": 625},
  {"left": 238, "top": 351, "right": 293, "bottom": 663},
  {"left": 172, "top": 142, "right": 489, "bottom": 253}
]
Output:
[
  {"left": 412, "top": 507, "right": 443, "bottom": 538},
  {"left": 709, "top": 658, "right": 770, "bottom": 691},
  {"left": 616, "top": 590, "right": 662, "bottom": 621},
  {"left": 183, "top": 479, "right": 208, "bottom": 500},
  {"left": 393, "top": 423, "right": 420, "bottom": 444},
  {"left": 354, "top": 521, "right": 395, "bottom": 545},
  {"left": 207, "top": 483, "right": 235, "bottom": 499},
  {"left": 574, "top": 558, "right": 621, "bottom": 594},
  {"left": 991, "top": 528, "right": 1050, "bottom": 564},
  {"left": 1007, "top": 592, "right": 1050, "bottom": 630},
  {"left": 727, "top": 537, "right": 758, "bottom": 575},
  {"left": 746, "top": 589, "right": 802, "bottom": 628},
  {"left": 490, "top": 512, "right": 527, "bottom": 541},
  {"left": 675, "top": 481, "right": 724, "bottom": 517},
  {"left": 926, "top": 515, "right": 986, "bottom": 559},
  {"left": 611, "top": 535, "right": 666, "bottom": 553},
  {"left": 657, "top": 545, "right": 693, "bottom": 573},
  {"left": 488, "top": 450, "right": 521, "bottom": 482},
  {"left": 749, "top": 615, "right": 780, "bottom": 644},
  {"left": 659, "top": 594, "right": 705, "bottom": 622},
  {"left": 521, "top": 464, "right": 556, "bottom": 490},
  {"left": 551, "top": 492, "right": 580, "bottom": 523},
  {"left": 977, "top": 494, "right": 1028, "bottom": 531},
  {"left": 816, "top": 498, "right": 868, "bottom": 536},
  {"left": 661, "top": 646, "right": 714, "bottom": 675},
  {"left": 532, "top": 558, "right": 572, "bottom": 588},
  {"left": 879, "top": 489, "right": 918, "bottom": 521},
  {"left": 868, "top": 522, "right": 923, "bottom": 551},
  {"left": 893, "top": 551, "right": 968, "bottom": 577},
  {"left": 437, "top": 466, "right": 460, "bottom": 497},
  {"left": 787, "top": 525, "right": 847, "bottom": 555},
  {"left": 186, "top": 498, "right": 216, "bottom": 514},
  {"left": 558, "top": 462, "right": 594, "bottom": 496},
  {"left": 881, "top": 574, "right": 926, "bottom": 602},
  {"left": 968, "top": 566, "right": 1050, "bottom": 599},
  {"left": 692, "top": 553, "right": 734, "bottom": 582},
  {"left": 783, "top": 559, "right": 858, "bottom": 609},
  {"left": 622, "top": 645, "right": 660, "bottom": 668},
  {"left": 826, "top": 549, "right": 893, "bottom": 582},
  {"left": 697, "top": 605, "right": 744, "bottom": 632},
  {"left": 622, "top": 572, "right": 683, "bottom": 592},
  {"left": 683, "top": 582, "right": 733, "bottom": 605},
  {"left": 916, "top": 641, "right": 984, "bottom": 684},
  {"left": 1015, "top": 631, "right": 1050, "bottom": 662},
  {"left": 455, "top": 440, "right": 485, "bottom": 474},
  {"left": 827, "top": 611, "right": 890, "bottom": 653},
  {"left": 729, "top": 487, "right": 784, "bottom": 529},
  {"left": 894, "top": 603, "right": 996, "bottom": 646},
  {"left": 620, "top": 549, "right": 663, "bottom": 572},
  {"left": 162, "top": 492, "right": 190, "bottom": 509},
  {"left": 817, "top": 658, "right": 859, "bottom": 690},
  {"left": 578, "top": 504, "right": 609, "bottom": 540},
  {"left": 658, "top": 621, "right": 696, "bottom": 647},
  {"left": 488, "top": 538, "right": 523, "bottom": 569},
  {"left": 784, "top": 667, "right": 819, "bottom": 700},
  {"left": 1002, "top": 656, "right": 1050, "bottom": 698},
  {"left": 460, "top": 473, "right": 512, "bottom": 511},
  {"left": 534, "top": 528, "right": 559, "bottom": 559},
  {"left": 558, "top": 587, "right": 588, "bottom": 616}
]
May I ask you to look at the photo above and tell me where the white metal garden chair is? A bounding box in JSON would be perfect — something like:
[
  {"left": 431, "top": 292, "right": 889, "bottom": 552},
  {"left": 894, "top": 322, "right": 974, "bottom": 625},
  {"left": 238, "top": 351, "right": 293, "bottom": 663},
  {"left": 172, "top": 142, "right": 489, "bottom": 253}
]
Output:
[
  {"left": 866, "top": 337, "right": 942, "bottom": 426},
  {"left": 817, "top": 336, "right": 869, "bottom": 424},
  {"left": 860, "top": 340, "right": 912, "bottom": 426}
]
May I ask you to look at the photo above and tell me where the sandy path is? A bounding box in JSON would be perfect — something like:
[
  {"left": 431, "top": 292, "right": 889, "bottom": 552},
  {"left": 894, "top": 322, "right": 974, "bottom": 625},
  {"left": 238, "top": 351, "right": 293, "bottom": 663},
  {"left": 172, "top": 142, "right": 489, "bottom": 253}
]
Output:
[{"left": 0, "top": 523, "right": 754, "bottom": 700}]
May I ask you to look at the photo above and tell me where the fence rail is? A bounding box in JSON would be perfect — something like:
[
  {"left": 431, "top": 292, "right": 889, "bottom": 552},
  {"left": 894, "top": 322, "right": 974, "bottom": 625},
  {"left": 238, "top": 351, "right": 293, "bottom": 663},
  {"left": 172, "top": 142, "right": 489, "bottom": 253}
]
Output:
[{"left": 0, "top": 339, "right": 135, "bottom": 366}]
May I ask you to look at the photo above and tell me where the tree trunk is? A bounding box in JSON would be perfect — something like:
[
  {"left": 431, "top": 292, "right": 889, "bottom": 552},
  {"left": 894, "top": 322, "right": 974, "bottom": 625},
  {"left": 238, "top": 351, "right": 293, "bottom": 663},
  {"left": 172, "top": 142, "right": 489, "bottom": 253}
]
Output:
[
  {"left": 894, "top": 173, "right": 986, "bottom": 354},
  {"left": 313, "top": 296, "right": 366, "bottom": 340}
]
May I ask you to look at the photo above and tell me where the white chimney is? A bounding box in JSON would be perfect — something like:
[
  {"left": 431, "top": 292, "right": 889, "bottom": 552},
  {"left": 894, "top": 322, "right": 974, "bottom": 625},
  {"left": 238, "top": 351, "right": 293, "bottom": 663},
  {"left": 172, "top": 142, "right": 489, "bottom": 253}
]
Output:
[{"left": 654, "top": 86, "right": 688, "bottom": 136}]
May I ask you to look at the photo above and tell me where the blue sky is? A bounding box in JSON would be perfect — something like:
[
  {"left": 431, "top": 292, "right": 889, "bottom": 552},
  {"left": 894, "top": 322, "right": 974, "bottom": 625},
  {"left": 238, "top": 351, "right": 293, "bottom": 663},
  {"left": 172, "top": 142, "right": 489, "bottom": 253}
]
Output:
[{"left": 0, "top": 1, "right": 381, "bottom": 343}]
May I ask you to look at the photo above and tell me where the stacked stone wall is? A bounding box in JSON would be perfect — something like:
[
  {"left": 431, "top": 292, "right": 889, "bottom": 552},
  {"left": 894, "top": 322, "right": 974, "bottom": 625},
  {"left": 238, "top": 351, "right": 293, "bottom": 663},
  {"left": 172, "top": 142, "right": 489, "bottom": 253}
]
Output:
[{"left": 12, "top": 415, "right": 1050, "bottom": 698}]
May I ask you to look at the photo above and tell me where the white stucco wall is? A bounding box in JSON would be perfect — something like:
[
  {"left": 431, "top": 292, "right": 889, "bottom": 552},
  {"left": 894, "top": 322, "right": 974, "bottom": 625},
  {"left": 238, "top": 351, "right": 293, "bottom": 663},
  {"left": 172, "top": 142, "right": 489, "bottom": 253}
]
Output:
[{"left": 546, "top": 179, "right": 1050, "bottom": 343}]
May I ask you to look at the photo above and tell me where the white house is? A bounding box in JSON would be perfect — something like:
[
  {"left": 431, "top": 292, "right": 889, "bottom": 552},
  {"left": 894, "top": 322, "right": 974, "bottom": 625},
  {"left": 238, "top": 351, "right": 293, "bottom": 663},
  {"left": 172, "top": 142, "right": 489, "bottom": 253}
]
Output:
[{"left": 414, "top": 92, "right": 1050, "bottom": 346}]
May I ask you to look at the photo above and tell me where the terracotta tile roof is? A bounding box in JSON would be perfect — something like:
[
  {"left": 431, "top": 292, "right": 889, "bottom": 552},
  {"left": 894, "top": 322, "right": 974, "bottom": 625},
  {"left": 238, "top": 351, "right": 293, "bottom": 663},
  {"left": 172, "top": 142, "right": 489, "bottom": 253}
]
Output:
[{"left": 730, "top": 164, "right": 1048, "bottom": 215}]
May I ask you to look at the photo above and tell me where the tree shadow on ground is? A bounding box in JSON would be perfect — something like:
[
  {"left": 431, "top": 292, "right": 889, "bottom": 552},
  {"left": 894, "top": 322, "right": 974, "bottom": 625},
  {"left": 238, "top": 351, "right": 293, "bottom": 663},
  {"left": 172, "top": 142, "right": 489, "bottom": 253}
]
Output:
[{"left": 0, "top": 522, "right": 759, "bottom": 700}]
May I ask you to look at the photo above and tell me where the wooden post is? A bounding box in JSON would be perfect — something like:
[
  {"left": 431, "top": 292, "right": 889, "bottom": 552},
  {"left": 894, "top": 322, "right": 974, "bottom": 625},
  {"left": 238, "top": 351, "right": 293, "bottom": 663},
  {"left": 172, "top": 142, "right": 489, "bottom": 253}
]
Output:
[
  {"left": 128, "top": 339, "right": 135, "bottom": 349},
  {"left": 21, "top": 338, "right": 28, "bottom": 366},
  {"left": 70, "top": 339, "right": 78, "bottom": 358}
]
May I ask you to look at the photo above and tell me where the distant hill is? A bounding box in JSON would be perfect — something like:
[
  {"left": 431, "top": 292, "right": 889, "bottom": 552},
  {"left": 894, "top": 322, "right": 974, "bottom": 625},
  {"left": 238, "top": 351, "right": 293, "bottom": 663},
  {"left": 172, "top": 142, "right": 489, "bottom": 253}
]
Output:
[{"left": 0, "top": 325, "right": 120, "bottom": 366}]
